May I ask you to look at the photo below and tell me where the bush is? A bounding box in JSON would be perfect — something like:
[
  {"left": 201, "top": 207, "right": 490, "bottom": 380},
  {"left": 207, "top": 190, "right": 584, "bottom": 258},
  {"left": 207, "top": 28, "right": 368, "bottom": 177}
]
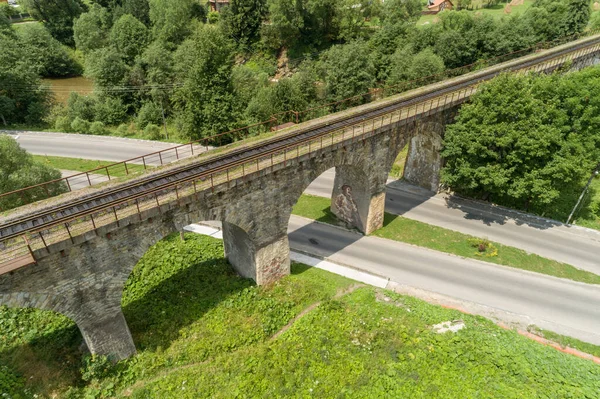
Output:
[
  {"left": 55, "top": 115, "right": 73, "bottom": 132},
  {"left": 207, "top": 10, "right": 219, "bottom": 24},
  {"left": 67, "top": 92, "right": 96, "bottom": 122},
  {"left": 136, "top": 101, "right": 162, "bottom": 129},
  {"left": 94, "top": 96, "right": 128, "bottom": 125},
  {"left": 144, "top": 123, "right": 162, "bottom": 140},
  {"left": 71, "top": 117, "right": 91, "bottom": 134},
  {"left": 116, "top": 123, "right": 130, "bottom": 136},
  {"left": 90, "top": 121, "right": 107, "bottom": 135}
]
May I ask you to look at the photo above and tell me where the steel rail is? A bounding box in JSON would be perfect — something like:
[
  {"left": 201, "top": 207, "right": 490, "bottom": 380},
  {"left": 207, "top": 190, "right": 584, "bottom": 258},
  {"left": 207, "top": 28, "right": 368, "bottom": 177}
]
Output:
[{"left": 1, "top": 35, "right": 599, "bottom": 245}]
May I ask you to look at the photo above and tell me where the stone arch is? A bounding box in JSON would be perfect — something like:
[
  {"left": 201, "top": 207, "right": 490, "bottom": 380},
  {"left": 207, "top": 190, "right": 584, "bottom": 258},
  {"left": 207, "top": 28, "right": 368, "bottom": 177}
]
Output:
[{"left": 282, "top": 144, "right": 387, "bottom": 235}]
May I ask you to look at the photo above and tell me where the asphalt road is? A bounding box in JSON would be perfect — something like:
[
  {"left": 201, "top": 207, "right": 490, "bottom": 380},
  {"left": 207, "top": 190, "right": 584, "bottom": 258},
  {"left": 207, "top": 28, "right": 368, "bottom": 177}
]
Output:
[
  {"left": 288, "top": 216, "right": 600, "bottom": 345},
  {"left": 305, "top": 169, "right": 600, "bottom": 275},
  {"left": 4, "top": 131, "right": 180, "bottom": 163}
]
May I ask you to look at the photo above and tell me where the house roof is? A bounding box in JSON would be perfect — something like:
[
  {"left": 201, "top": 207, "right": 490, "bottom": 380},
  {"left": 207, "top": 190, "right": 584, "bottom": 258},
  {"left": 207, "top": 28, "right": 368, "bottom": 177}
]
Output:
[{"left": 428, "top": 0, "right": 452, "bottom": 8}]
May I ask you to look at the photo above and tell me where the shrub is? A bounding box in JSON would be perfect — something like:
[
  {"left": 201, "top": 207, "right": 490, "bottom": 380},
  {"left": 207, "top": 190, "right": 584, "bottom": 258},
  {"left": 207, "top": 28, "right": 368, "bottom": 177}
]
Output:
[
  {"left": 144, "top": 123, "right": 162, "bottom": 140},
  {"left": 80, "top": 355, "right": 114, "bottom": 382},
  {"left": 55, "top": 115, "right": 72, "bottom": 132},
  {"left": 94, "top": 96, "right": 128, "bottom": 125},
  {"left": 90, "top": 121, "right": 107, "bottom": 135},
  {"left": 136, "top": 101, "right": 162, "bottom": 129},
  {"left": 71, "top": 117, "right": 91, "bottom": 134},
  {"left": 116, "top": 123, "right": 129, "bottom": 136},
  {"left": 207, "top": 10, "right": 219, "bottom": 24}
]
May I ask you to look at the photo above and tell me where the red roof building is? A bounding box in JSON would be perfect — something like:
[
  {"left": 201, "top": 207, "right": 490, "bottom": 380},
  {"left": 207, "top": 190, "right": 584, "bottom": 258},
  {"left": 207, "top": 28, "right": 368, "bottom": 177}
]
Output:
[{"left": 427, "top": 0, "right": 453, "bottom": 13}]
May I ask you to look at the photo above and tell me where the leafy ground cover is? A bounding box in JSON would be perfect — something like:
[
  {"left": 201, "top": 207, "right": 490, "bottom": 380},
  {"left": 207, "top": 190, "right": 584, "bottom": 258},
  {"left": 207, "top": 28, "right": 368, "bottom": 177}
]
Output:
[
  {"left": 292, "top": 194, "right": 600, "bottom": 284},
  {"left": 1, "top": 233, "right": 599, "bottom": 398},
  {"left": 32, "top": 155, "right": 148, "bottom": 178}
]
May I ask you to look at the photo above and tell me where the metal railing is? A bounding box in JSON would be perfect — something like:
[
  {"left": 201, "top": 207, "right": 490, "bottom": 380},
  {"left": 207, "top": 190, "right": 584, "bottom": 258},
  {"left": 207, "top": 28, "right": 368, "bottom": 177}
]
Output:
[{"left": 1, "top": 35, "right": 599, "bottom": 270}]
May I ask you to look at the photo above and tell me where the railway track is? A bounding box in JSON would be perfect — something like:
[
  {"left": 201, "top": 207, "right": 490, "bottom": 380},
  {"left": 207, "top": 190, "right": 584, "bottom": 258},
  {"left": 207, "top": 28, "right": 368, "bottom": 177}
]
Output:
[{"left": 1, "top": 33, "right": 600, "bottom": 248}]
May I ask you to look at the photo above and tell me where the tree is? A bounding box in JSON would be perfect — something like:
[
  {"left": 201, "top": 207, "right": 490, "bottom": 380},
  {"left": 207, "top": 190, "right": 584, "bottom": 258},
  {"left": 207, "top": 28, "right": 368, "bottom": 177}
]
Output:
[
  {"left": 16, "top": 23, "right": 81, "bottom": 77},
  {"left": 387, "top": 47, "right": 445, "bottom": 87},
  {"left": 131, "top": 40, "right": 175, "bottom": 109},
  {"left": 318, "top": 40, "right": 376, "bottom": 107},
  {"left": 113, "top": 0, "right": 150, "bottom": 25},
  {"left": 267, "top": 0, "right": 340, "bottom": 50},
  {"left": 0, "top": 136, "right": 66, "bottom": 210},
  {"left": 221, "top": 0, "right": 267, "bottom": 47},
  {"left": 20, "top": 0, "right": 86, "bottom": 45},
  {"left": 0, "top": 8, "right": 11, "bottom": 34},
  {"left": 110, "top": 14, "right": 148, "bottom": 63},
  {"left": 0, "top": 35, "right": 51, "bottom": 125},
  {"left": 85, "top": 46, "right": 129, "bottom": 91},
  {"left": 565, "top": 0, "right": 590, "bottom": 36},
  {"left": 173, "top": 25, "right": 237, "bottom": 140},
  {"left": 148, "top": 0, "right": 194, "bottom": 46},
  {"left": 441, "top": 73, "right": 598, "bottom": 216},
  {"left": 524, "top": 0, "right": 587, "bottom": 41},
  {"left": 73, "top": 4, "right": 112, "bottom": 53},
  {"left": 245, "top": 77, "right": 308, "bottom": 123}
]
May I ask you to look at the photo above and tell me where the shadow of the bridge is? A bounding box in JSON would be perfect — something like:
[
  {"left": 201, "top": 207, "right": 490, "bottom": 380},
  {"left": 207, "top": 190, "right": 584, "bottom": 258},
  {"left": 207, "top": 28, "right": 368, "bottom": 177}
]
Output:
[
  {"left": 0, "top": 233, "right": 253, "bottom": 393},
  {"left": 385, "top": 179, "right": 570, "bottom": 231}
]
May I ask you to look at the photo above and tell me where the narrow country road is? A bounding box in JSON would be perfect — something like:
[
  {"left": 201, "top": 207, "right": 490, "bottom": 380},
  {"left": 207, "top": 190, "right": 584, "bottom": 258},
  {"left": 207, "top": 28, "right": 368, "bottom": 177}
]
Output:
[
  {"left": 3, "top": 131, "right": 180, "bottom": 162},
  {"left": 305, "top": 169, "right": 600, "bottom": 275},
  {"left": 287, "top": 216, "right": 600, "bottom": 345}
]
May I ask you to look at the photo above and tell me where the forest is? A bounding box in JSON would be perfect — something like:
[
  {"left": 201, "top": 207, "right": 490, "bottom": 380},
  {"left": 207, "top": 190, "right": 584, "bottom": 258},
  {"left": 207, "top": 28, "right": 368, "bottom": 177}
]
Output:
[{"left": 0, "top": 0, "right": 595, "bottom": 142}]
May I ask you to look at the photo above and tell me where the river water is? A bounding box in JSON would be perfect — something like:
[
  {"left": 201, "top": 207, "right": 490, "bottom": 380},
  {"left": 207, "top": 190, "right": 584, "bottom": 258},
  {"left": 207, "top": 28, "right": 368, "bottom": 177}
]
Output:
[{"left": 42, "top": 76, "right": 94, "bottom": 104}]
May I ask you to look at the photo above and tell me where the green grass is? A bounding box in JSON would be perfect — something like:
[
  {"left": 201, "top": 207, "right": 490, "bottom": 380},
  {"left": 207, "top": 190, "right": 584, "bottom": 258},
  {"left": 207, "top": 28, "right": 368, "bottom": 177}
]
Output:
[
  {"left": 417, "top": 0, "right": 534, "bottom": 26},
  {"left": 1, "top": 233, "right": 599, "bottom": 398},
  {"left": 390, "top": 144, "right": 409, "bottom": 179},
  {"left": 528, "top": 326, "right": 600, "bottom": 359},
  {"left": 32, "top": 155, "right": 149, "bottom": 178},
  {"left": 292, "top": 194, "right": 600, "bottom": 285}
]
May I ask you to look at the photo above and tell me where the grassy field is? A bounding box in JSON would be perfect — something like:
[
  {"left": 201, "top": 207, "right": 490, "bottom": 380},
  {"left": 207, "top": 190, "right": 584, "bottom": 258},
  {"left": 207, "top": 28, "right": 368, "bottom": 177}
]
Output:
[
  {"left": 417, "top": 0, "right": 535, "bottom": 26},
  {"left": 292, "top": 194, "right": 600, "bottom": 284},
  {"left": 1, "top": 233, "right": 599, "bottom": 398},
  {"left": 33, "top": 155, "right": 148, "bottom": 178}
]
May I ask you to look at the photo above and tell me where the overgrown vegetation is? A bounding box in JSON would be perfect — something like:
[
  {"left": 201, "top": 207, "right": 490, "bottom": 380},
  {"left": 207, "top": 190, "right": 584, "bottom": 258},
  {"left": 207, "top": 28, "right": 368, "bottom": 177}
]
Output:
[
  {"left": 292, "top": 194, "right": 600, "bottom": 284},
  {"left": 1, "top": 233, "right": 599, "bottom": 397},
  {"left": 442, "top": 68, "right": 600, "bottom": 225},
  {"left": 0, "top": 136, "right": 66, "bottom": 210},
  {"left": 1, "top": 0, "right": 595, "bottom": 141}
]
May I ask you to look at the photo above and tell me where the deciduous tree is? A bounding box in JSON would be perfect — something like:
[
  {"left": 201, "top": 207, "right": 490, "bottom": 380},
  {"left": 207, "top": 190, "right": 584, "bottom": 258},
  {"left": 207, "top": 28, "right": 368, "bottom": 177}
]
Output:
[
  {"left": 0, "top": 136, "right": 66, "bottom": 210},
  {"left": 172, "top": 25, "right": 237, "bottom": 140}
]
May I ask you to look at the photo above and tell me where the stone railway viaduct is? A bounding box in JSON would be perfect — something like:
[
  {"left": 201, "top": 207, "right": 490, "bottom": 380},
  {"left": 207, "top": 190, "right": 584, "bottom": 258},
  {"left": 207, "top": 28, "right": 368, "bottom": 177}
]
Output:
[{"left": 1, "top": 34, "right": 600, "bottom": 360}]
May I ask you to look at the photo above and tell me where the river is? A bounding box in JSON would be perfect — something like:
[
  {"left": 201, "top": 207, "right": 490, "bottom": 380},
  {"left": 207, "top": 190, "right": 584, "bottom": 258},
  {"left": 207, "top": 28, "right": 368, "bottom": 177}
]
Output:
[{"left": 42, "top": 76, "right": 94, "bottom": 104}]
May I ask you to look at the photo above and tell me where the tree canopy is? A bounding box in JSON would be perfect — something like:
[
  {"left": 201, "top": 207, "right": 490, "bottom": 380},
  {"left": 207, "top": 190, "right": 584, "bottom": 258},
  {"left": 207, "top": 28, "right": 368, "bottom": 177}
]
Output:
[
  {"left": 442, "top": 70, "right": 600, "bottom": 218},
  {"left": 0, "top": 136, "right": 66, "bottom": 209}
]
